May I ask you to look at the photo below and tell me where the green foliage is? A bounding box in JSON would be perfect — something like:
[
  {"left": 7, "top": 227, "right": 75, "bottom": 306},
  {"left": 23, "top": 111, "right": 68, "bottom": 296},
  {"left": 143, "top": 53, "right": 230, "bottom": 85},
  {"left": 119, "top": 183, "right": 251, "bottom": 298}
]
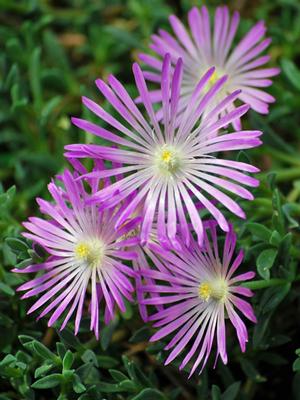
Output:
[{"left": 1, "top": 0, "right": 300, "bottom": 399}]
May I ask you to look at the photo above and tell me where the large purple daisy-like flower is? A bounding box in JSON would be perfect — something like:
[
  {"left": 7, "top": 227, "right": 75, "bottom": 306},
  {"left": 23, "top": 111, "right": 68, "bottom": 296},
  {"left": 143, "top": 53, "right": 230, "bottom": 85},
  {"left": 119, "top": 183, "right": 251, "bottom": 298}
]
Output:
[
  {"left": 139, "top": 5, "right": 280, "bottom": 128},
  {"left": 139, "top": 221, "right": 256, "bottom": 376},
  {"left": 70, "top": 159, "right": 158, "bottom": 323},
  {"left": 65, "top": 54, "right": 262, "bottom": 247},
  {"left": 14, "top": 163, "right": 139, "bottom": 338}
]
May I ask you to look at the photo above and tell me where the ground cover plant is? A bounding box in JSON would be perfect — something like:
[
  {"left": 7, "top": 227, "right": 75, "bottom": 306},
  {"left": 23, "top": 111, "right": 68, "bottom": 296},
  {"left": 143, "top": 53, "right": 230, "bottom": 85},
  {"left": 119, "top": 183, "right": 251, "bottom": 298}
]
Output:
[{"left": 1, "top": 0, "right": 300, "bottom": 399}]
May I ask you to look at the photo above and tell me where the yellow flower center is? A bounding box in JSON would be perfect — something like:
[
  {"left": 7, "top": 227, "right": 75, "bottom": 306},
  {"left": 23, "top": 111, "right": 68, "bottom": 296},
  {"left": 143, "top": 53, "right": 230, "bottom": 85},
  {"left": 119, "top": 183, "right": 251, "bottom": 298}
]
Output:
[
  {"left": 199, "top": 279, "right": 228, "bottom": 302},
  {"left": 199, "top": 282, "right": 212, "bottom": 301},
  {"left": 155, "top": 145, "right": 182, "bottom": 176},
  {"left": 75, "top": 239, "right": 105, "bottom": 268},
  {"left": 161, "top": 149, "right": 172, "bottom": 163},
  {"left": 206, "top": 68, "right": 226, "bottom": 90},
  {"left": 208, "top": 70, "right": 218, "bottom": 86},
  {"left": 76, "top": 243, "right": 90, "bottom": 258}
]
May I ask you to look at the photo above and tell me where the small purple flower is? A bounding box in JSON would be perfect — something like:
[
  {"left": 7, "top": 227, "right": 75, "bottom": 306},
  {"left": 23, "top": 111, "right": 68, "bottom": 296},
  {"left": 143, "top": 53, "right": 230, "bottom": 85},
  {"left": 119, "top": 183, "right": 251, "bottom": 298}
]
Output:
[
  {"left": 71, "top": 159, "right": 155, "bottom": 323},
  {"left": 66, "top": 55, "right": 261, "bottom": 247},
  {"left": 14, "top": 163, "right": 139, "bottom": 338},
  {"left": 139, "top": 221, "right": 256, "bottom": 376},
  {"left": 140, "top": 5, "right": 280, "bottom": 128}
]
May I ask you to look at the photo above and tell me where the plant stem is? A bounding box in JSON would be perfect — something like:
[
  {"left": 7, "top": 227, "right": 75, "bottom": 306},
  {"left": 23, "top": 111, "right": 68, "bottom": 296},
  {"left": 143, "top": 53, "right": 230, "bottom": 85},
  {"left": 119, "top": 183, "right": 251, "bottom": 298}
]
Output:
[
  {"left": 244, "top": 279, "right": 286, "bottom": 290},
  {"left": 262, "top": 167, "right": 300, "bottom": 182},
  {"left": 244, "top": 275, "right": 300, "bottom": 290},
  {"left": 265, "top": 148, "right": 300, "bottom": 167}
]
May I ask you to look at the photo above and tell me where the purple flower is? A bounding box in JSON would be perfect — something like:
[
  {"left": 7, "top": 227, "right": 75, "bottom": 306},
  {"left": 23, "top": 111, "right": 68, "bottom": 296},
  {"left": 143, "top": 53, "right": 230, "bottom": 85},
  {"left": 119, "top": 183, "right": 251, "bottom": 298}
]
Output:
[
  {"left": 65, "top": 54, "right": 262, "bottom": 247},
  {"left": 14, "top": 163, "right": 139, "bottom": 338},
  {"left": 134, "top": 229, "right": 172, "bottom": 322},
  {"left": 139, "top": 5, "right": 280, "bottom": 129},
  {"left": 139, "top": 221, "right": 256, "bottom": 376},
  {"left": 71, "top": 159, "right": 155, "bottom": 323}
]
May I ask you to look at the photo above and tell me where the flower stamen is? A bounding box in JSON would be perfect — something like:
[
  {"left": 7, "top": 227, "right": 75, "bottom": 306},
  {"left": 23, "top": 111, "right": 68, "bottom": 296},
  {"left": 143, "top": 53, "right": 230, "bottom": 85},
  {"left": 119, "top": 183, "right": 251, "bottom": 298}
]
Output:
[
  {"left": 207, "top": 68, "right": 225, "bottom": 89},
  {"left": 75, "top": 239, "right": 105, "bottom": 268},
  {"left": 199, "top": 279, "right": 228, "bottom": 302},
  {"left": 161, "top": 149, "right": 172, "bottom": 163},
  {"left": 155, "top": 145, "right": 182, "bottom": 176},
  {"left": 208, "top": 70, "right": 218, "bottom": 86},
  {"left": 199, "top": 282, "right": 212, "bottom": 301}
]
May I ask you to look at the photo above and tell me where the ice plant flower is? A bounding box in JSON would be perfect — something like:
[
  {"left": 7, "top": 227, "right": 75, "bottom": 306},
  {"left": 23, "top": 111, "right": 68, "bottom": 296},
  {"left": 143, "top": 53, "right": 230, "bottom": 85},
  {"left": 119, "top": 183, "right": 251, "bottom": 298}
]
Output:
[
  {"left": 133, "top": 225, "right": 171, "bottom": 322},
  {"left": 71, "top": 158, "right": 153, "bottom": 323},
  {"left": 65, "top": 54, "right": 262, "bottom": 247},
  {"left": 139, "top": 5, "right": 280, "bottom": 128},
  {"left": 14, "top": 164, "right": 139, "bottom": 338},
  {"left": 139, "top": 221, "right": 257, "bottom": 376},
  {"left": 69, "top": 158, "right": 155, "bottom": 323}
]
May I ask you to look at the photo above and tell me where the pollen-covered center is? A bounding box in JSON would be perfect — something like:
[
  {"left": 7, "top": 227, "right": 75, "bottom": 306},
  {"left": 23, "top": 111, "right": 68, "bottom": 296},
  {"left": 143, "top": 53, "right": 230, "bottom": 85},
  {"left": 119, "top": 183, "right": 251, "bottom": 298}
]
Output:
[
  {"left": 206, "top": 68, "right": 225, "bottom": 90},
  {"left": 199, "top": 279, "right": 228, "bottom": 302},
  {"left": 154, "top": 145, "right": 182, "bottom": 176},
  {"left": 209, "top": 70, "right": 218, "bottom": 86},
  {"left": 161, "top": 149, "right": 172, "bottom": 163},
  {"left": 75, "top": 239, "right": 105, "bottom": 268}
]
